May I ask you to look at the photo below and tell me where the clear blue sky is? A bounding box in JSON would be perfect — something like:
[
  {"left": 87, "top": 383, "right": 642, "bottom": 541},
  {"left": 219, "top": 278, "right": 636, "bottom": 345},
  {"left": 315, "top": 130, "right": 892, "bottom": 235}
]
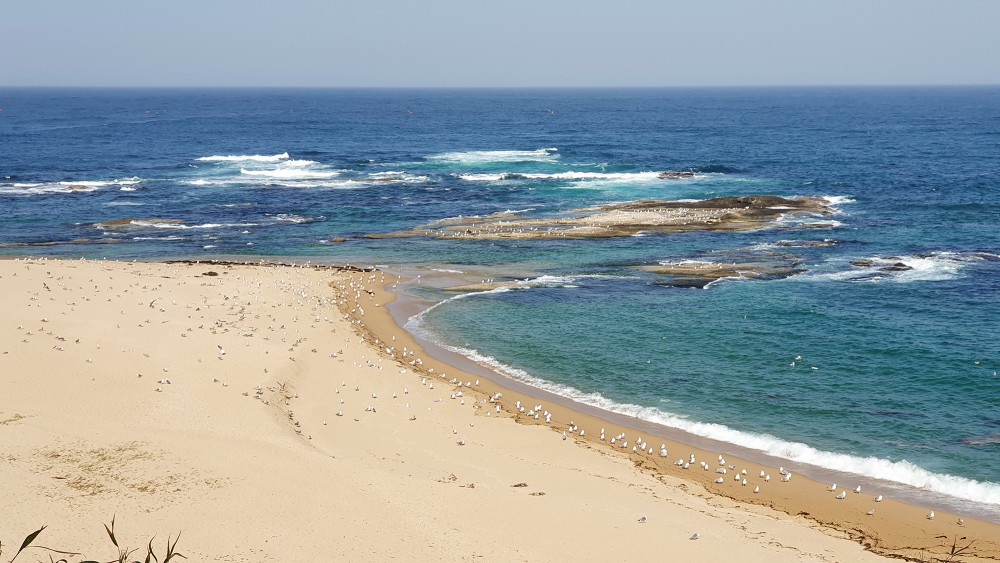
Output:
[{"left": 2, "top": 0, "right": 998, "bottom": 87}]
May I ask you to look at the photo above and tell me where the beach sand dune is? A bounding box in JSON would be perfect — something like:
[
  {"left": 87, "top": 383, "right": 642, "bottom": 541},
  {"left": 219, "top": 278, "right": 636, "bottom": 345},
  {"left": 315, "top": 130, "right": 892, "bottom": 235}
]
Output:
[{"left": 1, "top": 258, "right": 994, "bottom": 561}]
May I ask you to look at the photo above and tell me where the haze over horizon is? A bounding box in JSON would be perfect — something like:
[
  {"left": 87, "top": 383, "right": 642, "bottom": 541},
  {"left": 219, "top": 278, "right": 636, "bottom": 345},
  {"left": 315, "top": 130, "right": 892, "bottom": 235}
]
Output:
[{"left": 2, "top": 0, "right": 998, "bottom": 88}]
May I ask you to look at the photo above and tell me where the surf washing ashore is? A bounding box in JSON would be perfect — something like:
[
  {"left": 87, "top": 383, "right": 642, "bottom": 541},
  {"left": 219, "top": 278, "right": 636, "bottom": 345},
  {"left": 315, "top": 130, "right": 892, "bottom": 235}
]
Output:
[
  {"left": 1, "top": 256, "right": 997, "bottom": 562},
  {"left": 2, "top": 87, "right": 999, "bottom": 559}
]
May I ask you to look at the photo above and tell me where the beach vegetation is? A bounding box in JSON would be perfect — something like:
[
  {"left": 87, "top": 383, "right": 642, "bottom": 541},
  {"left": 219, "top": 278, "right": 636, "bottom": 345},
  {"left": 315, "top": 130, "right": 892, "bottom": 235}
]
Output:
[
  {"left": 941, "top": 536, "right": 975, "bottom": 562},
  {"left": 2, "top": 516, "right": 183, "bottom": 563}
]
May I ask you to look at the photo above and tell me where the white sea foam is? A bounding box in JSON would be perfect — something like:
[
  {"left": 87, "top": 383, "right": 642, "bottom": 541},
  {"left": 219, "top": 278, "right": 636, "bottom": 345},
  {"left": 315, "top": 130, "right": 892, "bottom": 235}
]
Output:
[
  {"left": 2, "top": 178, "right": 141, "bottom": 195},
  {"left": 196, "top": 152, "right": 289, "bottom": 162},
  {"left": 58, "top": 177, "right": 142, "bottom": 188},
  {"left": 368, "top": 171, "right": 430, "bottom": 183},
  {"left": 256, "top": 179, "right": 378, "bottom": 189},
  {"left": 406, "top": 298, "right": 1000, "bottom": 506},
  {"left": 125, "top": 220, "right": 259, "bottom": 230},
  {"left": 239, "top": 168, "right": 340, "bottom": 180},
  {"left": 822, "top": 195, "right": 856, "bottom": 206},
  {"left": 458, "top": 171, "right": 663, "bottom": 183},
  {"left": 775, "top": 213, "right": 843, "bottom": 230},
  {"left": 132, "top": 236, "right": 184, "bottom": 241},
  {"left": 430, "top": 148, "right": 559, "bottom": 163},
  {"left": 282, "top": 159, "right": 320, "bottom": 167},
  {"left": 1, "top": 184, "right": 97, "bottom": 195},
  {"left": 270, "top": 213, "right": 314, "bottom": 224},
  {"left": 188, "top": 172, "right": 422, "bottom": 189},
  {"left": 803, "top": 251, "right": 996, "bottom": 284}
]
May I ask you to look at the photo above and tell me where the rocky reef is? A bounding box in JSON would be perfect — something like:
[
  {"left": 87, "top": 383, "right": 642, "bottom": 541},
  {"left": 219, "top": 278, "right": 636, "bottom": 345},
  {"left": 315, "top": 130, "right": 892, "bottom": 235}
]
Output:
[{"left": 367, "top": 196, "right": 834, "bottom": 241}]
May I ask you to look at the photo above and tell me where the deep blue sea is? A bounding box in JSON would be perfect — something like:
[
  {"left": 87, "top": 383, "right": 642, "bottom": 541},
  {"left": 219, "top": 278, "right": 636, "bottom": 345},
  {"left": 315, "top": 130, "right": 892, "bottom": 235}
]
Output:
[{"left": 2, "top": 87, "right": 999, "bottom": 515}]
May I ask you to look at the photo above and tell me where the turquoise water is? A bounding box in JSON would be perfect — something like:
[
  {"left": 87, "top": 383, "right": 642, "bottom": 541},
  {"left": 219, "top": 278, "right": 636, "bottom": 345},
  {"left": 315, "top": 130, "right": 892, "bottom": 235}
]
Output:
[{"left": 2, "top": 87, "right": 998, "bottom": 514}]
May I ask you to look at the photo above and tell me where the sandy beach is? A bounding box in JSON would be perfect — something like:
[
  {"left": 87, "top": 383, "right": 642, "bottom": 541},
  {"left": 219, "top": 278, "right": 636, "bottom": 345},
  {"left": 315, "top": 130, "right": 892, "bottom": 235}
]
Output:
[{"left": 1, "top": 257, "right": 996, "bottom": 562}]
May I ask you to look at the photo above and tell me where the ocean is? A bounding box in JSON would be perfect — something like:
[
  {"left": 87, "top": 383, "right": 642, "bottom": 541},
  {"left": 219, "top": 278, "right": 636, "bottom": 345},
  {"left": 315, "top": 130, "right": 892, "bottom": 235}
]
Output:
[{"left": 2, "top": 87, "right": 998, "bottom": 517}]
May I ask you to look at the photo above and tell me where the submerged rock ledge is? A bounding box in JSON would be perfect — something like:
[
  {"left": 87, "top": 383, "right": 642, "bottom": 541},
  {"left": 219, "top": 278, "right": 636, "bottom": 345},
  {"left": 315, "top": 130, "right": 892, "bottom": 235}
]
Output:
[
  {"left": 639, "top": 261, "right": 805, "bottom": 288},
  {"left": 366, "top": 196, "right": 833, "bottom": 241}
]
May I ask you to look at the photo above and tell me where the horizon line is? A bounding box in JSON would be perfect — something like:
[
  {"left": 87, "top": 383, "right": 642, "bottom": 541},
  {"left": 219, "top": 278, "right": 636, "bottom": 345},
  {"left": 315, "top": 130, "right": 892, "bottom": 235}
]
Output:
[{"left": 1, "top": 83, "right": 999, "bottom": 90}]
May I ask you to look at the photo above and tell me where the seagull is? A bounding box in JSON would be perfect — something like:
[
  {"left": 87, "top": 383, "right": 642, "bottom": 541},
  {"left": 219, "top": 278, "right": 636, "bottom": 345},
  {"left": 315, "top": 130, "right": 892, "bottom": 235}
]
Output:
[
  {"left": 714, "top": 477, "right": 724, "bottom": 484},
  {"left": 827, "top": 483, "right": 837, "bottom": 492},
  {"left": 866, "top": 509, "right": 876, "bottom": 516},
  {"left": 927, "top": 510, "right": 935, "bottom": 520},
  {"left": 874, "top": 495, "right": 883, "bottom": 502},
  {"left": 836, "top": 491, "right": 847, "bottom": 500},
  {"left": 690, "top": 533, "right": 700, "bottom": 540},
  {"left": 854, "top": 485, "right": 862, "bottom": 494},
  {"left": 958, "top": 518, "right": 965, "bottom": 526}
]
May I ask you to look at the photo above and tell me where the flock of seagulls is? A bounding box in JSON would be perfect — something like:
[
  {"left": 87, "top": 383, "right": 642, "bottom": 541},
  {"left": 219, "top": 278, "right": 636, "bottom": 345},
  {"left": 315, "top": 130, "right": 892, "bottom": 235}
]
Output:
[{"left": 9, "top": 258, "right": 970, "bottom": 545}]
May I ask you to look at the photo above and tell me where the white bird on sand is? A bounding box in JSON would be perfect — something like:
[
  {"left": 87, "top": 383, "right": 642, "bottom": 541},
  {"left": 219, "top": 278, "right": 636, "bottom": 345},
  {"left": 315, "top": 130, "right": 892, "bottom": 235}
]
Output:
[
  {"left": 927, "top": 511, "right": 935, "bottom": 520},
  {"left": 714, "top": 477, "right": 725, "bottom": 484},
  {"left": 854, "top": 485, "right": 862, "bottom": 494},
  {"left": 827, "top": 483, "right": 837, "bottom": 492},
  {"left": 753, "top": 486, "right": 760, "bottom": 494},
  {"left": 782, "top": 473, "right": 792, "bottom": 482},
  {"left": 874, "top": 495, "right": 883, "bottom": 502},
  {"left": 836, "top": 491, "right": 847, "bottom": 500},
  {"left": 866, "top": 509, "right": 876, "bottom": 516},
  {"left": 958, "top": 518, "right": 965, "bottom": 526}
]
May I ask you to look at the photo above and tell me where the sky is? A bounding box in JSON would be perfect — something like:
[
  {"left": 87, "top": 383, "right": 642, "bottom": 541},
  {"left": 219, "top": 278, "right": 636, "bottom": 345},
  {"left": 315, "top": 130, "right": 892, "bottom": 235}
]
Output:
[{"left": 2, "top": 0, "right": 999, "bottom": 87}]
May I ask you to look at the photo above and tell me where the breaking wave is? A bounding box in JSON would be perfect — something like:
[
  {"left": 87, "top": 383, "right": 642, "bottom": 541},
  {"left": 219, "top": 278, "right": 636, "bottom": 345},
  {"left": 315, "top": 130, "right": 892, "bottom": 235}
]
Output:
[
  {"left": 429, "top": 148, "right": 560, "bottom": 164},
  {"left": 457, "top": 171, "right": 664, "bottom": 183},
  {"left": 406, "top": 297, "right": 1000, "bottom": 507},
  {"left": 196, "top": 153, "right": 290, "bottom": 162},
  {"left": 802, "top": 251, "right": 1000, "bottom": 284}
]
